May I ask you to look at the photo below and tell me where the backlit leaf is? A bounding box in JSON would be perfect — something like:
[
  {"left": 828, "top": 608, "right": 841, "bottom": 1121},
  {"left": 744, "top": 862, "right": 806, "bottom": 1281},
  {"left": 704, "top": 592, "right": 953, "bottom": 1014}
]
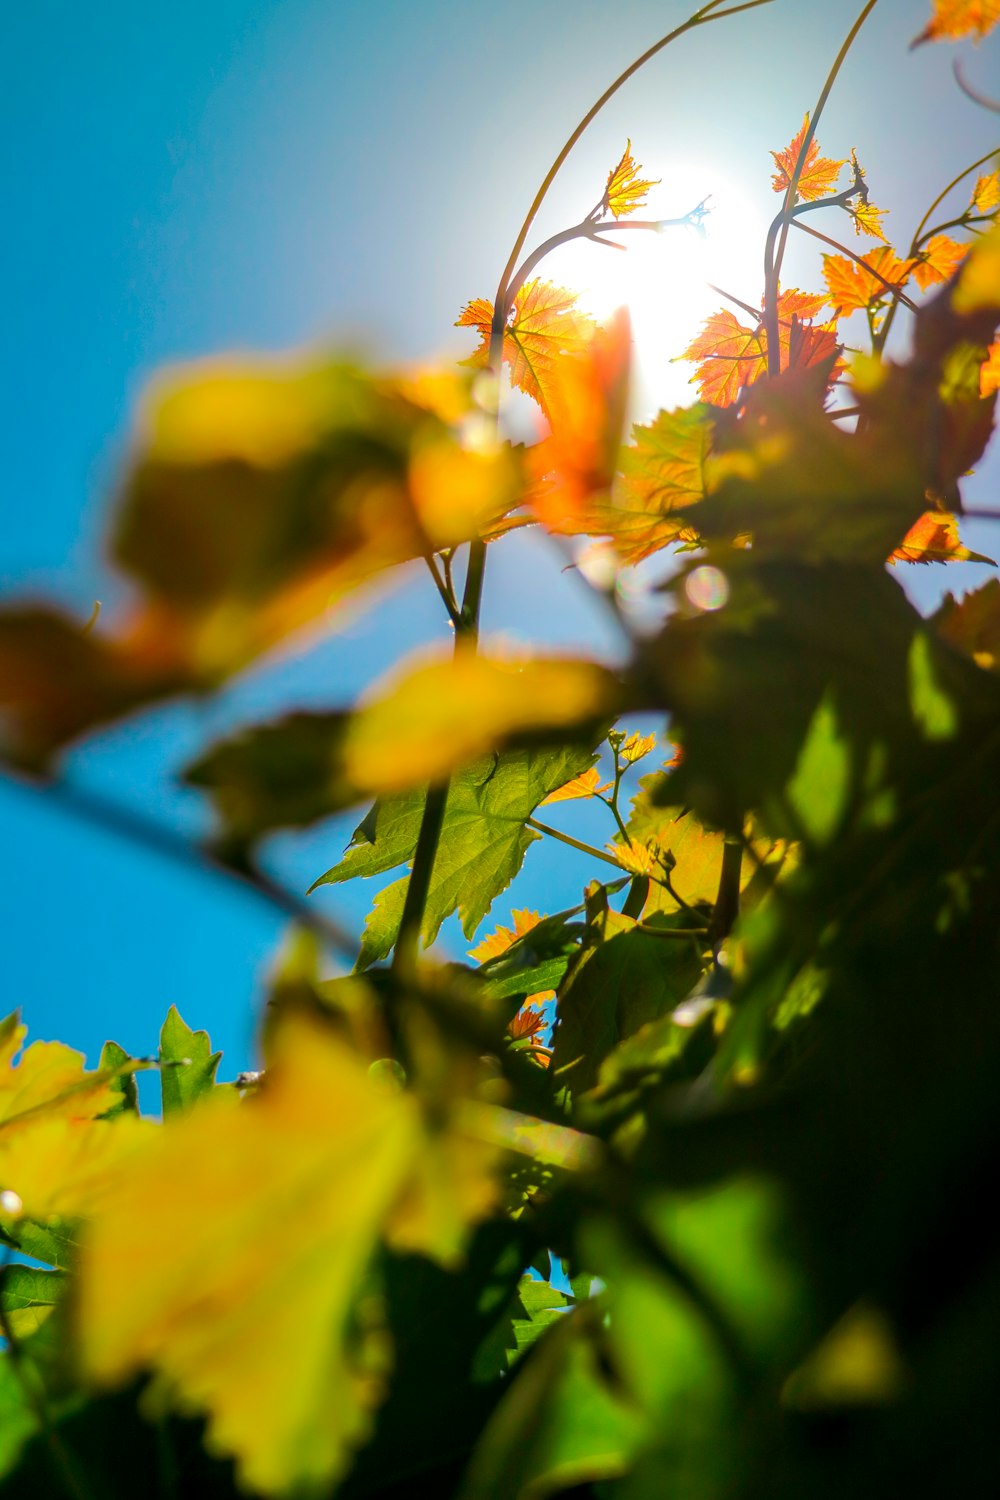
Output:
[
  {"left": 468, "top": 910, "right": 544, "bottom": 963},
  {"left": 606, "top": 405, "right": 713, "bottom": 560},
  {"left": 313, "top": 744, "right": 601, "bottom": 951},
  {"left": 604, "top": 140, "right": 659, "bottom": 219},
  {"left": 912, "top": 0, "right": 1000, "bottom": 45},
  {"left": 971, "top": 168, "right": 1000, "bottom": 213},
  {"left": 76, "top": 1010, "right": 498, "bottom": 1496},
  {"left": 456, "top": 279, "right": 596, "bottom": 415},
  {"left": 822, "top": 247, "right": 917, "bottom": 314},
  {"left": 770, "top": 116, "right": 845, "bottom": 202},
  {"left": 0, "top": 1265, "right": 67, "bottom": 1340},
  {"left": 683, "top": 291, "right": 836, "bottom": 407},
  {"left": 912, "top": 233, "right": 969, "bottom": 290},
  {"left": 542, "top": 768, "right": 613, "bottom": 804},
  {"left": 982, "top": 341, "right": 1000, "bottom": 396},
  {"left": 0, "top": 1014, "right": 118, "bottom": 1128},
  {"left": 528, "top": 310, "right": 632, "bottom": 536},
  {"left": 848, "top": 196, "right": 889, "bottom": 243},
  {"left": 889, "top": 509, "right": 995, "bottom": 564}
]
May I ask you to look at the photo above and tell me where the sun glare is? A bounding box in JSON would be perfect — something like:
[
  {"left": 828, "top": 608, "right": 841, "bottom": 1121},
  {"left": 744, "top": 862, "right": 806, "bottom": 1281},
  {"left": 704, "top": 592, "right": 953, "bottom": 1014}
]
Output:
[{"left": 543, "top": 162, "right": 767, "bottom": 418}]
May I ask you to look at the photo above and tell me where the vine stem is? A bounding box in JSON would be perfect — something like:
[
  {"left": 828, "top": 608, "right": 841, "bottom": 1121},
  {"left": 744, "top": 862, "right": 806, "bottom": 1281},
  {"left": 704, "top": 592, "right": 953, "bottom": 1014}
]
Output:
[
  {"left": 1, "top": 773, "right": 360, "bottom": 962},
  {"left": 394, "top": 2, "right": 774, "bottom": 976},
  {"left": 494, "top": 0, "right": 776, "bottom": 316},
  {"left": 763, "top": 0, "right": 880, "bottom": 374},
  {"left": 791, "top": 218, "right": 919, "bottom": 310}
]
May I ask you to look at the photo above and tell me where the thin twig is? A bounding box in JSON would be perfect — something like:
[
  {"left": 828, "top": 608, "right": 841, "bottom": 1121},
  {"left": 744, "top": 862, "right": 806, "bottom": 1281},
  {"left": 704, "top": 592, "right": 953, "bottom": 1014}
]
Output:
[
  {"left": 791, "top": 219, "right": 919, "bottom": 310},
  {"left": 1, "top": 773, "right": 359, "bottom": 962}
]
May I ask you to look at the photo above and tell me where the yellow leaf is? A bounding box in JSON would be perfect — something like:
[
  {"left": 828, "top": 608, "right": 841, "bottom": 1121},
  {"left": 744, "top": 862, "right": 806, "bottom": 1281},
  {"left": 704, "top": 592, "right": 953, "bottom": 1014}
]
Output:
[
  {"left": 619, "top": 732, "right": 656, "bottom": 766},
  {"left": 0, "top": 1015, "right": 151, "bottom": 1225},
  {"left": 342, "top": 644, "right": 620, "bottom": 795},
  {"left": 612, "top": 839, "right": 658, "bottom": 876},
  {"left": 604, "top": 140, "right": 659, "bottom": 219},
  {"left": 76, "top": 1011, "right": 497, "bottom": 1496},
  {"left": 0, "top": 1014, "right": 117, "bottom": 1129},
  {"left": 541, "top": 768, "right": 613, "bottom": 805},
  {"left": 982, "top": 341, "right": 1000, "bottom": 398},
  {"left": 456, "top": 280, "right": 596, "bottom": 415},
  {"left": 971, "top": 169, "right": 1000, "bottom": 214},
  {"left": 849, "top": 198, "right": 889, "bottom": 244},
  {"left": 468, "top": 909, "right": 545, "bottom": 963},
  {"left": 953, "top": 219, "right": 1000, "bottom": 314}
]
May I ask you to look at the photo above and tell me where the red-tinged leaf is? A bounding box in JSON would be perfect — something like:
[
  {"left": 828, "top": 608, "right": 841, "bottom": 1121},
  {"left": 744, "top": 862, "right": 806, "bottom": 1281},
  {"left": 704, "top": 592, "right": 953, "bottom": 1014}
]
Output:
[
  {"left": 982, "top": 342, "right": 1000, "bottom": 397},
  {"left": 528, "top": 309, "right": 632, "bottom": 533},
  {"left": 771, "top": 115, "right": 845, "bottom": 202},
  {"left": 912, "top": 0, "right": 1000, "bottom": 45},
  {"left": 889, "top": 509, "right": 995, "bottom": 565},
  {"left": 912, "top": 234, "right": 969, "bottom": 291},
  {"left": 971, "top": 169, "right": 1000, "bottom": 214},
  {"left": 604, "top": 140, "right": 659, "bottom": 219},
  {"left": 683, "top": 310, "right": 766, "bottom": 407},
  {"left": 508, "top": 1004, "right": 549, "bottom": 1043},
  {"left": 542, "top": 767, "right": 613, "bottom": 804},
  {"left": 933, "top": 578, "right": 1000, "bottom": 669},
  {"left": 468, "top": 910, "right": 545, "bottom": 964},
  {"left": 822, "top": 248, "right": 917, "bottom": 314},
  {"left": 683, "top": 291, "right": 838, "bottom": 407},
  {"left": 456, "top": 280, "right": 597, "bottom": 415}
]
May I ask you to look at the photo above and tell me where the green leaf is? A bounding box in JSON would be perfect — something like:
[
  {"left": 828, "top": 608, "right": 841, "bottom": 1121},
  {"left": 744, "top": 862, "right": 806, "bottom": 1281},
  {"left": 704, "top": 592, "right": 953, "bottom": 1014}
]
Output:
[
  {"left": 4, "top": 1220, "right": 79, "bottom": 1272},
  {"left": 158, "top": 1006, "right": 221, "bottom": 1116},
  {"left": 475, "top": 904, "right": 587, "bottom": 1002},
  {"left": 0, "top": 1266, "right": 68, "bottom": 1340},
  {"left": 97, "top": 1040, "right": 139, "bottom": 1118},
  {"left": 316, "top": 746, "right": 599, "bottom": 948},
  {"left": 0, "top": 1357, "right": 39, "bottom": 1481},
  {"left": 353, "top": 877, "right": 409, "bottom": 971},
  {"left": 551, "top": 894, "right": 705, "bottom": 1096},
  {"left": 507, "top": 1275, "right": 572, "bottom": 1364},
  {"left": 460, "top": 1306, "right": 644, "bottom": 1500}
]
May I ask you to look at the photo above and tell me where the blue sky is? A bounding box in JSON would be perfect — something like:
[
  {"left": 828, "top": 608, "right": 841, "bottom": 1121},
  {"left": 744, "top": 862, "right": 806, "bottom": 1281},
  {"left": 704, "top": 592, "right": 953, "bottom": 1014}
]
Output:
[{"left": 2, "top": 0, "right": 998, "bottom": 1078}]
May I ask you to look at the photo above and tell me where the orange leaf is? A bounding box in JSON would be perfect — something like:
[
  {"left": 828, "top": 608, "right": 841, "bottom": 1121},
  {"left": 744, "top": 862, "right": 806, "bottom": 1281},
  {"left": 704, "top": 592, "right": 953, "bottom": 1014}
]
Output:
[
  {"left": 604, "top": 140, "right": 659, "bottom": 219},
  {"left": 527, "top": 309, "right": 632, "bottom": 533},
  {"left": 889, "top": 510, "right": 996, "bottom": 565},
  {"left": 770, "top": 116, "right": 845, "bottom": 202},
  {"left": 981, "top": 342, "right": 1000, "bottom": 398},
  {"left": 912, "top": 234, "right": 969, "bottom": 290},
  {"left": 542, "top": 767, "right": 613, "bottom": 804},
  {"left": 456, "top": 280, "right": 596, "bottom": 415},
  {"left": 822, "top": 248, "right": 917, "bottom": 314},
  {"left": 912, "top": 0, "right": 1000, "bottom": 45},
  {"left": 683, "top": 290, "right": 837, "bottom": 407},
  {"left": 971, "top": 169, "right": 1000, "bottom": 214},
  {"left": 468, "top": 910, "right": 544, "bottom": 963}
]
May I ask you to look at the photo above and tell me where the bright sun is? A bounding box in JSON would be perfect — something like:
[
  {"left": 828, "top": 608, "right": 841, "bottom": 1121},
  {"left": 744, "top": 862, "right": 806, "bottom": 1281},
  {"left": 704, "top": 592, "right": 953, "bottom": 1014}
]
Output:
[{"left": 542, "top": 162, "right": 767, "bottom": 419}]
